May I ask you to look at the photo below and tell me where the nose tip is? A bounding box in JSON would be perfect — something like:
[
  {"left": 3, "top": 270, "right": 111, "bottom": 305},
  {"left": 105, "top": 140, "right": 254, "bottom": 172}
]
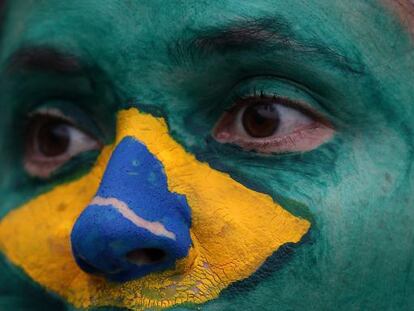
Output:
[
  {"left": 70, "top": 136, "right": 192, "bottom": 282},
  {"left": 74, "top": 247, "right": 168, "bottom": 275},
  {"left": 71, "top": 200, "right": 191, "bottom": 282},
  {"left": 126, "top": 248, "right": 167, "bottom": 265}
]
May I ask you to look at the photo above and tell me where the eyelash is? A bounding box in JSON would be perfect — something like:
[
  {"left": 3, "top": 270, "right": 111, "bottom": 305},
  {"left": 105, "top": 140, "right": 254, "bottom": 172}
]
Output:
[
  {"left": 225, "top": 88, "right": 270, "bottom": 109},
  {"left": 225, "top": 89, "right": 325, "bottom": 124}
]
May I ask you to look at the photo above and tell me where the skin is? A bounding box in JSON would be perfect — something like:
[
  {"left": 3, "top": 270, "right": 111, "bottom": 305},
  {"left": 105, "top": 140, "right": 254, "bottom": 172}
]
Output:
[{"left": 0, "top": 0, "right": 413, "bottom": 310}]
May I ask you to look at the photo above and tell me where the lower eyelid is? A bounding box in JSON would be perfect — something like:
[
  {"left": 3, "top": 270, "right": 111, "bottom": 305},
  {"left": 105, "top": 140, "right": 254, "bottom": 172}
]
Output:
[{"left": 236, "top": 124, "right": 335, "bottom": 153}]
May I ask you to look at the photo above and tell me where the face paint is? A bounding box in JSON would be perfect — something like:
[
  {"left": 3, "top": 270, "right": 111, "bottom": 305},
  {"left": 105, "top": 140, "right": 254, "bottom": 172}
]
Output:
[
  {"left": 0, "top": 108, "right": 309, "bottom": 310},
  {"left": 0, "top": 0, "right": 413, "bottom": 310}
]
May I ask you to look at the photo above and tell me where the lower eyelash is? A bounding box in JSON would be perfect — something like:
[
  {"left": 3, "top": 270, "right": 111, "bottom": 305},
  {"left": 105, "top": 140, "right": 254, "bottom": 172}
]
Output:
[{"left": 232, "top": 123, "right": 331, "bottom": 154}]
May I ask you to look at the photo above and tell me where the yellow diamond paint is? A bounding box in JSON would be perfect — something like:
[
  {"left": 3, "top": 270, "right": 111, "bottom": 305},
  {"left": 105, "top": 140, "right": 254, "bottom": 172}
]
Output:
[{"left": 0, "top": 108, "right": 310, "bottom": 310}]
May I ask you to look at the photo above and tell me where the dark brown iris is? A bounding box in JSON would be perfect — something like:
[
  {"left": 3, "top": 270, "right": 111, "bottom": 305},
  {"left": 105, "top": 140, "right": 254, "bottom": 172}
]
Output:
[
  {"left": 242, "top": 103, "right": 280, "bottom": 138},
  {"left": 28, "top": 116, "right": 71, "bottom": 157}
]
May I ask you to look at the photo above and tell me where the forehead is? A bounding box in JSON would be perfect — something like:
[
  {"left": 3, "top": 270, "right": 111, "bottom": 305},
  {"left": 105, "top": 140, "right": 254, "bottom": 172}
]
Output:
[
  {"left": 1, "top": 1, "right": 409, "bottom": 94},
  {"left": 0, "top": 0, "right": 401, "bottom": 58}
]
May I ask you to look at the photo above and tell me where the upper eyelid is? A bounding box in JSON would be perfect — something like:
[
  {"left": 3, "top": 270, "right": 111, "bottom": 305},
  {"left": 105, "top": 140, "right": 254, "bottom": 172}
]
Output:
[
  {"left": 223, "top": 75, "right": 321, "bottom": 107},
  {"left": 29, "top": 107, "right": 74, "bottom": 122},
  {"left": 228, "top": 93, "right": 333, "bottom": 128}
]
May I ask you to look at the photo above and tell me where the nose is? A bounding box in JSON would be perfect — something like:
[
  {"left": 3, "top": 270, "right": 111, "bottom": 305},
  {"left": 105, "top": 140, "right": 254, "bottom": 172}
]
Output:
[{"left": 70, "top": 137, "right": 192, "bottom": 282}]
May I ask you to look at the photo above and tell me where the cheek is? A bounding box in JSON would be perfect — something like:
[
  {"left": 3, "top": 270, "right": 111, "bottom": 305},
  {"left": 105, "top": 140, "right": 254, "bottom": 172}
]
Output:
[
  {"left": 0, "top": 147, "right": 112, "bottom": 293},
  {"left": 307, "top": 126, "right": 413, "bottom": 274}
]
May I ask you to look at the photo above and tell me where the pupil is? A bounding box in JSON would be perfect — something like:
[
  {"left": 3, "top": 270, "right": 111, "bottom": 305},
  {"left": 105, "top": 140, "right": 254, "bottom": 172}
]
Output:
[
  {"left": 242, "top": 103, "right": 280, "bottom": 138},
  {"left": 37, "top": 120, "right": 70, "bottom": 157}
]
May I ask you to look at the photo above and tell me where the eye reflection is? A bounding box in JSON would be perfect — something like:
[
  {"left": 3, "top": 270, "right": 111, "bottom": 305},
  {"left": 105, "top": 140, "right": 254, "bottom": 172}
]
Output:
[
  {"left": 24, "top": 109, "right": 101, "bottom": 178},
  {"left": 213, "top": 95, "right": 334, "bottom": 154},
  {"left": 36, "top": 118, "right": 71, "bottom": 157},
  {"left": 242, "top": 103, "right": 280, "bottom": 138}
]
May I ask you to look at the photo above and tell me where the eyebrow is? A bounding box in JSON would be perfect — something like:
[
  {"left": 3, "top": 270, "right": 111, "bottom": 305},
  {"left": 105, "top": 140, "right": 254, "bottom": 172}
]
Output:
[
  {"left": 173, "top": 17, "right": 364, "bottom": 74},
  {"left": 6, "top": 46, "right": 82, "bottom": 74}
]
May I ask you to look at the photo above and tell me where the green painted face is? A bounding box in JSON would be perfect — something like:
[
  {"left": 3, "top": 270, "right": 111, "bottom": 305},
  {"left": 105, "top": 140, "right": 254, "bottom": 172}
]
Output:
[{"left": 0, "top": 0, "right": 413, "bottom": 310}]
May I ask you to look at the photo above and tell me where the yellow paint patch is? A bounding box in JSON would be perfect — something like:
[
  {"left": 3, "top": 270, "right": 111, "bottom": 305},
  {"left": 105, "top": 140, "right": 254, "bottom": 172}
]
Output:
[{"left": 0, "top": 108, "right": 310, "bottom": 310}]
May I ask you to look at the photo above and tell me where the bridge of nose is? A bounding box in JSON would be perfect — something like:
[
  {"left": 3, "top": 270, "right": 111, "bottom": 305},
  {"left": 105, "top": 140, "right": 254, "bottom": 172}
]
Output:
[
  {"left": 70, "top": 136, "right": 192, "bottom": 282},
  {"left": 94, "top": 136, "right": 190, "bottom": 223}
]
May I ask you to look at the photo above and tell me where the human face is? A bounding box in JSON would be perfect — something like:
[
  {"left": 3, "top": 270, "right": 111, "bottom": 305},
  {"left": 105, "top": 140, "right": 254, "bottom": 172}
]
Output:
[{"left": 0, "top": 1, "right": 413, "bottom": 310}]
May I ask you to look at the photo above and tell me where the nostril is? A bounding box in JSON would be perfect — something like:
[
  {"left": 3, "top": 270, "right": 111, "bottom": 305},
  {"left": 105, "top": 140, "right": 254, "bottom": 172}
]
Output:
[
  {"left": 75, "top": 256, "right": 104, "bottom": 275},
  {"left": 126, "top": 248, "right": 167, "bottom": 266}
]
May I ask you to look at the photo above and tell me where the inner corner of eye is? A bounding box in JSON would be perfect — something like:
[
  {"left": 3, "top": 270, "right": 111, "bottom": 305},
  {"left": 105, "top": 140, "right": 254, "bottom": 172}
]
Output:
[{"left": 213, "top": 129, "right": 231, "bottom": 142}]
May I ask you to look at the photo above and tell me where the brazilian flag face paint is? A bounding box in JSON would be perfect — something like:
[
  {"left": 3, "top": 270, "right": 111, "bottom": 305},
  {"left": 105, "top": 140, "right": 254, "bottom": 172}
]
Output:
[
  {"left": 0, "top": 108, "right": 309, "bottom": 310},
  {"left": 2, "top": 1, "right": 414, "bottom": 310}
]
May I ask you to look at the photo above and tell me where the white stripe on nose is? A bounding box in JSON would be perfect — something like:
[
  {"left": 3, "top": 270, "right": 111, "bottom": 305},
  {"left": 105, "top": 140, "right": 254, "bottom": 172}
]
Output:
[{"left": 90, "top": 196, "right": 176, "bottom": 240}]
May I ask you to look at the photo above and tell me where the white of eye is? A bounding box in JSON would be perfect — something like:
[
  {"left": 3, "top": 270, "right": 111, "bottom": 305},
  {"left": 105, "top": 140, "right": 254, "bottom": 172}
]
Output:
[
  {"left": 271, "top": 104, "right": 313, "bottom": 136},
  {"left": 59, "top": 125, "right": 100, "bottom": 159}
]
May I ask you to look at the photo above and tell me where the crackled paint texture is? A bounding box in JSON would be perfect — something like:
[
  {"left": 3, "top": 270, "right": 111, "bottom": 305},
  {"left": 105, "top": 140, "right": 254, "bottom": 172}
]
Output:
[{"left": 0, "top": 1, "right": 413, "bottom": 311}]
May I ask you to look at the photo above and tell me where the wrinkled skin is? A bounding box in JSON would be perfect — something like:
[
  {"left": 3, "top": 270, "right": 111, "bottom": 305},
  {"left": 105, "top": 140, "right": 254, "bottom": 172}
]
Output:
[{"left": 0, "top": 1, "right": 413, "bottom": 310}]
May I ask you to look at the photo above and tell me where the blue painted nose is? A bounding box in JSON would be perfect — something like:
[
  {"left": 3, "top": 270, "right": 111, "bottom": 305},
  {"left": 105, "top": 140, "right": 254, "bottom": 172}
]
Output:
[{"left": 71, "top": 137, "right": 192, "bottom": 282}]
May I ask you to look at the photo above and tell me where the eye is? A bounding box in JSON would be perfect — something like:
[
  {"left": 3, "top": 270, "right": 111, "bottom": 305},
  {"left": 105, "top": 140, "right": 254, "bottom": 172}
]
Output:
[
  {"left": 213, "top": 95, "right": 334, "bottom": 154},
  {"left": 24, "top": 109, "right": 101, "bottom": 178}
]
